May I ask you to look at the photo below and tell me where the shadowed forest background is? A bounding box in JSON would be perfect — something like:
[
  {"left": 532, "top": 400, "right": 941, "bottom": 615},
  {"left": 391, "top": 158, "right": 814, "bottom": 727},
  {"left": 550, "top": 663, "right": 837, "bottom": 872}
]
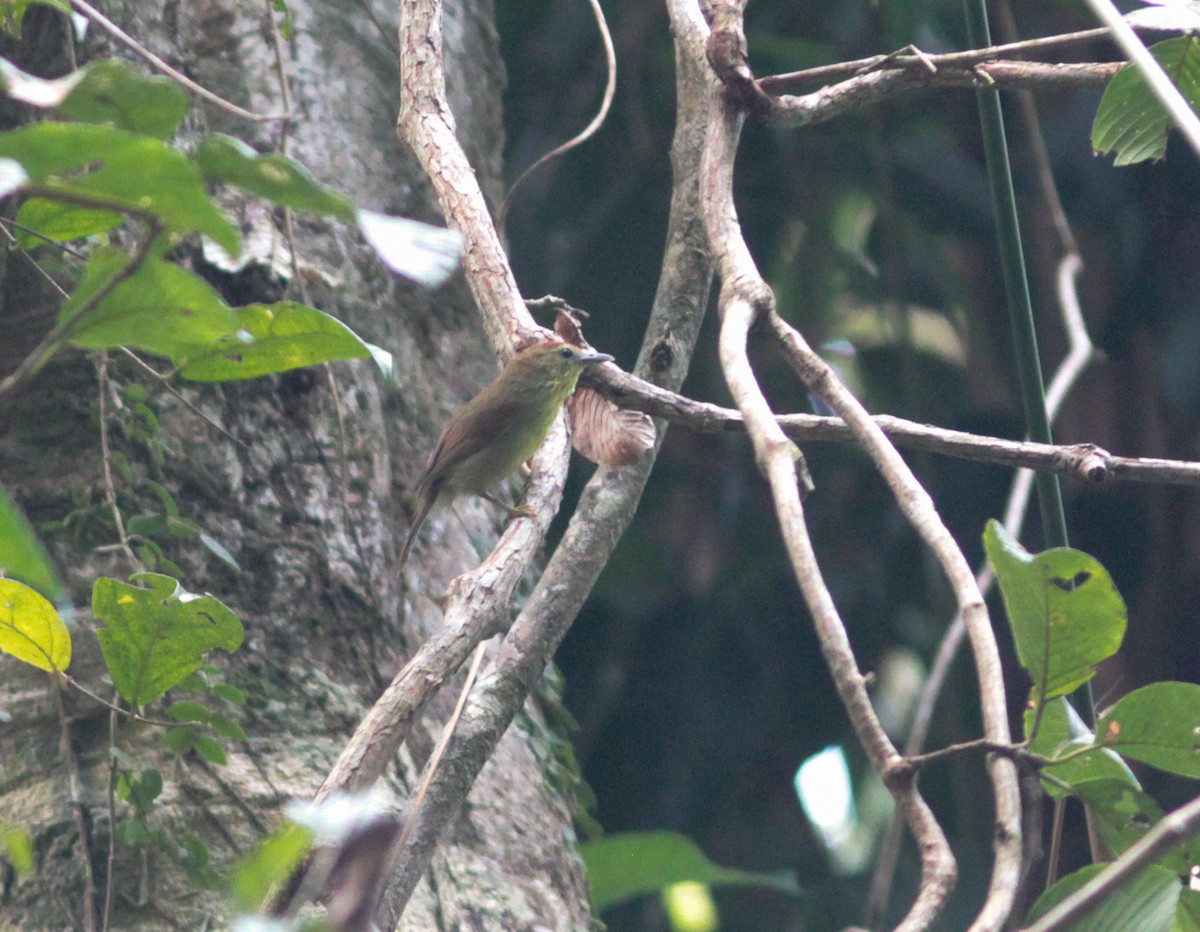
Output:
[
  {"left": 498, "top": 0, "right": 1200, "bottom": 928},
  {"left": 1, "top": 0, "right": 1198, "bottom": 928}
]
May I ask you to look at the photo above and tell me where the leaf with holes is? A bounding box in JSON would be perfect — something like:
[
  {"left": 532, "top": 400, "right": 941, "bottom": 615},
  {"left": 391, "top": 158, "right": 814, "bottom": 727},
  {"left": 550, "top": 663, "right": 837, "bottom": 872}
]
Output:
[
  {"left": 93, "top": 573, "right": 243, "bottom": 707},
  {"left": 984, "top": 520, "right": 1126, "bottom": 704}
]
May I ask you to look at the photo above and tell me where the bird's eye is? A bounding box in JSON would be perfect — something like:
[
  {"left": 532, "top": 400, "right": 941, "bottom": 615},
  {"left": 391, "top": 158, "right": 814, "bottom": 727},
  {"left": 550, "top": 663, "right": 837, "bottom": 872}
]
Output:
[{"left": 559, "top": 347, "right": 574, "bottom": 359}]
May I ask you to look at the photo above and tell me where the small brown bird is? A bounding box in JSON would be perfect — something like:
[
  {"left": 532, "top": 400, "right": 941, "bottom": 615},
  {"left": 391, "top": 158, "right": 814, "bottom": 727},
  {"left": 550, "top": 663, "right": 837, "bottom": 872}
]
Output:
[{"left": 399, "top": 339, "right": 613, "bottom": 566}]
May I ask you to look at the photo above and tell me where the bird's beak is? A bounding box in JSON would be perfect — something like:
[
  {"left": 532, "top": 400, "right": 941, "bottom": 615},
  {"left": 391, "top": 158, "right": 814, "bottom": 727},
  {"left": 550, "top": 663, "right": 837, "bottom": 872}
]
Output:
[{"left": 580, "top": 350, "right": 614, "bottom": 365}]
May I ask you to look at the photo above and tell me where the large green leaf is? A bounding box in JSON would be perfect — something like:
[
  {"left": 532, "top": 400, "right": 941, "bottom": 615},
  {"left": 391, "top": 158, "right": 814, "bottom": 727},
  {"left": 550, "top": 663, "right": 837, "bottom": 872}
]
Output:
[
  {"left": 0, "top": 57, "right": 187, "bottom": 138},
  {"left": 1026, "top": 863, "right": 1181, "bottom": 932},
  {"left": 59, "top": 59, "right": 189, "bottom": 139},
  {"left": 0, "top": 577, "right": 71, "bottom": 673},
  {"left": 582, "top": 831, "right": 802, "bottom": 914},
  {"left": 1093, "top": 37, "right": 1200, "bottom": 166},
  {"left": 60, "top": 245, "right": 242, "bottom": 362},
  {"left": 1098, "top": 682, "right": 1200, "bottom": 779},
  {"left": 0, "top": 123, "right": 239, "bottom": 253},
  {"left": 179, "top": 302, "right": 371, "bottom": 381},
  {"left": 193, "top": 134, "right": 355, "bottom": 221},
  {"left": 0, "top": 482, "right": 65, "bottom": 603},
  {"left": 984, "top": 521, "right": 1126, "bottom": 703},
  {"left": 93, "top": 573, "right": 243, "bottom": 707},
  {"left": 1027, "top": 697, "right": 1138, "bottom": 800}
]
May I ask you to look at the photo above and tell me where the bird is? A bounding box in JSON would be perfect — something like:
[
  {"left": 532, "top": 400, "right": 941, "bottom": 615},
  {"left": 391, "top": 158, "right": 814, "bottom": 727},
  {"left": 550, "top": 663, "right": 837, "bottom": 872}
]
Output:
[{"left": 399, "top": 339, "right": 613, "bottom": 566}]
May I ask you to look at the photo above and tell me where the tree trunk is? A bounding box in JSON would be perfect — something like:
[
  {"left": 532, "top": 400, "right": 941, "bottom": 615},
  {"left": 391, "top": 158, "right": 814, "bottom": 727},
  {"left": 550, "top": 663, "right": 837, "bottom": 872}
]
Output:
[{"left": 0, "top": 1, "right": 592, "bottom": 928}]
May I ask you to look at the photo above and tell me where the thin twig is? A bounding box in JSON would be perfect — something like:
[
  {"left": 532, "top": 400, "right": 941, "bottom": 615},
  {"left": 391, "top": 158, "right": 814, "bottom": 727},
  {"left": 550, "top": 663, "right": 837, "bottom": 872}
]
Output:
[
  {"left": 68, "top": 0, "right": 290, "bottom": 123},
  {"left": 96, "top": 355, "right": 139, "bottom": 570},
  {"left": 55, "top": 687, "right": 99, "bottom": 932},
  {"left": 497, "top": 0, "right": 617, "bottom": 228},
  {"left": 760, "top": 27, "right": 1121, "bottom": 89}
]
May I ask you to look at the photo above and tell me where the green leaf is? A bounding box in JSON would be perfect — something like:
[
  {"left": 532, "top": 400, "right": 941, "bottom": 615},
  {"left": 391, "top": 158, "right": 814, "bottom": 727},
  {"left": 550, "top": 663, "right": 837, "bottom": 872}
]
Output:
[
  {"left": 230, "top": 822, "right": 313, "bottom": 912},
  {"left": 212, "top": 683, "right": 246, "bottom": 705},
  {"left": 1098, "top": 682, "right": 1200, "bottom": 778},
  {"left": 179, "top": 301, "right": 371, "bottom": 381},
  {"left": 0, "top": 577, "right": 71, "bottom": 672},
  {"left": 0, "top": 824, "right": 35, "bottom": 879},
  {"left": 59, "top": 59, "right": 189, "bottom": 139},
  {"left": 1027, "top": 697, "right": 1139, "bottom": 799},
  {"left": 1026, "top": 863, "right": 1180, "bottom": 931},
  {"left": 192, "top": 735, "right": 227, "bottom": 765},
  {"left": 1093, "top": 37, "right": 1200, "bottom": 166},
  {"left": 60, "top": 246, "right": 242, "bottom": 362},
  {"left": 208, "top": 713, "right": 247, "bottom": 742},
  {"left": 166, "top": 701, "right": 211, "bottom": 724},
  {"left": 14, "top": 196, "right": 122, "bottom": 246},
  {"left": 162, "top": 725, "right": 196, "bottom": 755},
  {"left": 92, "top": 573, "right": 243, "bottom": 706},
  {"left": 1071, "top": 779, "right": 1197, "bottom": 874},
  {"left": 192, "top": 134, "right": 355, "bottom": 221},
  {"left": 0, "top": 483, "right": 66, "bottom": 603},
  {"left": 582, "top": 831, "right": 802, "bottom": 914},
  {"left": 984, "top": 521, "right": 1127, "bottom": 703},
  {"left": 0, "top": 123, "right": 239, "bottom": 253}
]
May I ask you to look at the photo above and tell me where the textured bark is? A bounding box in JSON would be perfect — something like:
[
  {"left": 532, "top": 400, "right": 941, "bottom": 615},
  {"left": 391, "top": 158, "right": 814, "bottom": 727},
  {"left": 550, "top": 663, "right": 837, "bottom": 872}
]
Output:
[{"left": 0, "top": 1, "right": 591, "bottom": 928}]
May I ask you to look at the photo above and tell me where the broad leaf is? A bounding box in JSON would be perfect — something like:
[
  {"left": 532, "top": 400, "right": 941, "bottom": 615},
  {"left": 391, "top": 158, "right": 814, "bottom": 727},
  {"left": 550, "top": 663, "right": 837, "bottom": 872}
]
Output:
[
  {"left": 60, "top": 246, "right": 242, "bottom": 362},
  {"left": 984, "top": 521, "right": 1126, "bottom": 703},
  {"left": 1026, "top": 863, "right": 1180, "bottom": 931},
  {"left": 58, "top": 59, "right": 188, "bottom": 138},
  {"left": 93, "top": 573, "right": 243, "bottom": 706},
  {"left": 582, "top": 831, "right": 802, "bottom": 914},
  {"left": 1093, "top": 36, "right": 1200, "bottom": 165},
  {"left": 0, "top": 577, "right": 71, "bottom": 673},
  {"left": 0, "top": 483, "right": 65, "bottom": 603},
  {"left": 1098, "top": 682, "right": 1200, "bottom": 778},
  {"left": 0, "top": 123, "right": 239, "bottom": 253},
  {"left": 193, "top": 134, "right": 355, "bottom": 220},
  {"left": 179, "top": 302, "right": 371, "bottom": 381}
]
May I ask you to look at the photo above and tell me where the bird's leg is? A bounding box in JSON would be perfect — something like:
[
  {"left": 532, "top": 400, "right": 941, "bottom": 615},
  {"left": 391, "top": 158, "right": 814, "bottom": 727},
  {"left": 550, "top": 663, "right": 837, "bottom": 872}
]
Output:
[{"left": 480, "top": 492, "right": 537, "bottom": 523}]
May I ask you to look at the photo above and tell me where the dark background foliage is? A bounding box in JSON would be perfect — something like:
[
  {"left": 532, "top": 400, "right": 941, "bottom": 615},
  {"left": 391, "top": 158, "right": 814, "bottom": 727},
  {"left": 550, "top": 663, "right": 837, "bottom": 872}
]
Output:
[{"left": 498, "top": 0, "right": 1200, "bottom": 928}]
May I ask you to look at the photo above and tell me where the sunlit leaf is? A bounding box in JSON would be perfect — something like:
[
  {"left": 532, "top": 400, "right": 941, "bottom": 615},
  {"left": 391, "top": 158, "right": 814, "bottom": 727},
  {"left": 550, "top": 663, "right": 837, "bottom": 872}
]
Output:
[
  {"left": 93, "top": 573, "right": 243, "bottom": 706},
  {"left": 179, "top": 302, "right": 371, "bottom": 381},
  {"left": 0, "top": 577, "right": 71, "bottom": 673},
  {"left": 60, "top": 246, "right": 242, "bottom": 362},
  {"left": 0, "top": 123, "right": 239, "bottom": 253}
]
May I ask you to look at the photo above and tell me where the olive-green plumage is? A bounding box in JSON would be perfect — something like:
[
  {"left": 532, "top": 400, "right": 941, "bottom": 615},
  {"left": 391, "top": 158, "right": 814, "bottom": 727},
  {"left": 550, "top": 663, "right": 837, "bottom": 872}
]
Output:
[{"left": 400, "top": 339, "right": 613, "bottom": 566}]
